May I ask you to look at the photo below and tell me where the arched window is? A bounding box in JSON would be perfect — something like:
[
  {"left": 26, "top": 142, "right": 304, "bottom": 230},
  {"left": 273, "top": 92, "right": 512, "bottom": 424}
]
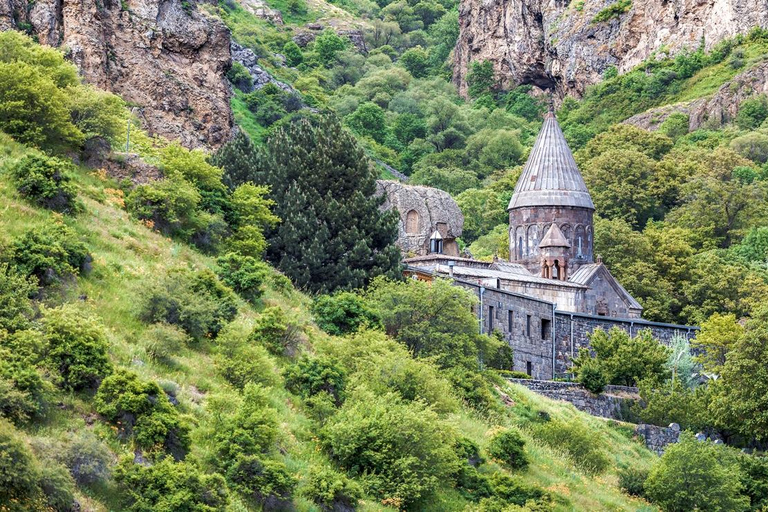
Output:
[
  {"left": 552, "top": 260, "right": 560, "bottom": 279},
  {"left": 515, "top": 226, "right": 525, "bottom": 259},
  {"left": 405, "top": 210, "right": 420, "bottom": 234},
  {"left": 586, "top": 226, "right": 593, "bottom": 260},
  {"left": 574, "top": 225, "right": 585, "bottom": 258}
]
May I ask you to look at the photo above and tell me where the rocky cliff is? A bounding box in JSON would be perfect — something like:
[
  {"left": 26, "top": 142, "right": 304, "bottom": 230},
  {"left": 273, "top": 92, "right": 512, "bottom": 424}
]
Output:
[
  {"left": 1, "top": 0, "right": 233, "bottom": 148},
  {"left": 454, "top": 0, "right": 768, "bottom": 98}
]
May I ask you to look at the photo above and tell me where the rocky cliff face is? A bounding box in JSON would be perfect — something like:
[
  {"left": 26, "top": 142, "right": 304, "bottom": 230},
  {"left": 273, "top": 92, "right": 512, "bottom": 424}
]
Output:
[
  {"left": 1, "top": 0, "right": 233, "bottom": 148},
  {"left": 454, "top": 0, "right": 768, "bottom": 98}
]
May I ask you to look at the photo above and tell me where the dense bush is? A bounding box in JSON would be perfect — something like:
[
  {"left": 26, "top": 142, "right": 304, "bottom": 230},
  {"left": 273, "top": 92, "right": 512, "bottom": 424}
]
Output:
[
  {"left": 142, "top": 322, "right": 188, "bottom": 364},
  {"left": 0, "top": 421, "right": 77, "bottom": 512},
  {"left": 618, "top": 466, "right": 649, "bottom": 498},
  {"left": 215, "top": 327, "right": 278, "bottom": 390},
  {"left": 736, "top": 95, "right": 768, "bottom": 130},
  {"left": 284, "top": 356, "right": 347, "bottom": 405},
  {"left": 8, "top": 223, "right": 90, "bottom": 287},
  {"left": 95, "top": 370, "right": 190, "bottom": 459},
  {"left": 301, "top": 466, "right": 363, "bottom": 511},
  {"left": 644, "top": 433, "right": 749, "bottom": 511},
  {"left": 226, "top": 456, "right": 296, "bottom": 509},
  {"left": 213, "top": 384, "right": 279, "bottom": 466},
  {"left": 114, "top": 457, "right": 228, "bottom": 512},
  {"left": 248, "top": 306, "right": 300, "bottom": 356},
  {"left": 0, "top": 330, "right": 49, "bottom": 423},
  {"left": 311, "top": 291, "right": 381, "bottom": 336},
  {"left": 321, "top": 388, "right": 458, "bottom": 506},
  {"left": 216, "top": 252, "right": 269, "bottom": 303},
  {"left": 487, "top": 472, "right": 549, "bottom": 508},
  {"left": 227, "top": 61, "right": 253, "bottom": 92},
  {"left": 486, "top": 428, "right": 528, "bottom": 470},
  {"left": 138, "top": 269, "right": 238, "bottom": 342},
  {"left": 533, "top": 419, "right": 609, "bottom": 475},
  {"left": 0, "top": 264, "right": 36, "bottom": 334},
  {"left": 41, "top": 304, "right": 111, "bottom": 391},
  {"left": 7, "top": 154, "right": 80, "bottom": 213},
  {"left": 60, "top": 432, "right": 112, "bottom": 486},
  {"left": 576, "top": 356, "right": 606, "bottom": 394}
]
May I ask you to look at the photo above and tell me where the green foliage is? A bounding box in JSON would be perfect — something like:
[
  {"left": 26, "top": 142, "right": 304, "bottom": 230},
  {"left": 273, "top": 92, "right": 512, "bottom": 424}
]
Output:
[
  {"left": 321, "top": 387, "right": 458, "bottom": 506},
  {"left": 399, "top": 46, "right": 430, "bottom": 78},
  {"left": 138, "top": 268, "right": 239, "bottom": 342},
  {"left": 311, "top": 291, "right": 381, "bottom": 335},
  {"left": 486, "top": 428, "right": 528, "bottom": 470},
  {"left": 346, "top": 101, "right": 388, "bottom": 142},
  {"left": 239, "top": 115, "right": 401, "bottom": 293},
  {"left": 142, "top": 322, "right": 189, "bottom": 364},
  {"left": 737, "top": 454, "right": 768, "bottom": 510},
  {"left": 227, "top": 182, "right": 280, "bottom": 257},
  {"left": 618, "top": 466, "right": 648, "bottom": 498},
  {"left": 8, "top": 223, "right": 90, "bottom": 287},
  {"left": 533, "top": 418, "right": 610, "bottom": 475},
  {"left": 592, "top": 0, "right": 631, "bottom": 23},
  {"left": 216, "top": 252, "right": 269, "bottom": 303},
  {"left": 114, "top": 457, "right": 228, "bottom": 512},
  {"left": 284, "top": 356, "right": 347, "bottom": 404},
  {"left": 95, "top": 369, "right": 191, "bottom": 458},
  {"left": 7, "top": 154, "right": 80, "bottom": 213},
  {"left": 60, "top": 432, "right": 112, "bottom": 486},
  {"left": 572, "top": 328, "right": 670, "bottom": 387},
  {"left": 0, "top": 330, "right": 49, "bottom": 424},
  {"left": 576, "top": 356, "right": 606, "bottom": 394},
  {"left": 0, "top": 264, "right": 36, "bottom": 333},
  {"left": 366, "top": 277, "right": 497, "bottom": 371},
  {"left": 215, "top": 327, "right": 278, "bottom": 390},
  {"left": 504, "top": 85, "right": 546, "bottom": 121},
  {"left": 248, "top": 306, "right": 299, "bottom": 356},
  {"left": 301, "top": 466, "right": 363, "bottom": 511},
  {"left": 227, "top": 61, "right": 253, "bottom": 92},
  {"left": 125, "top": 175, "right": 205, "bottom": 240},
  {"left": 315, "top": 29, "right": 348, "bottom": 66},
  {"left": 41, "top": 304, "right": 111, "bottom": 391},
  {"left": 213, "top": 384, "right": 279, "bottom": 467},
  {"left": 283, "top": 41, "right": 304, "bottom": 67},
  {"left": 691, "top": 312, "right": 744, "bottom": 374},
  {"left": 658, "top": 112, "right": 690, "bottom": 141},
  {"left": 736, "top": 95, "right": 768, "bottom": 129},
  {"left": 644, "top": 432, "right": 749, "bottom": 511},
  {"left": 637, "top": 378, "right": 708, "bottom": 433},
  {"left": 729, "top": 131, "right": 768, "bottom": 163},
  {"left": 467, "top": 60, "right": 495, "bottom": 99},
  {"left": 226, "top": 456, "right": 296, "bottom": 507}
]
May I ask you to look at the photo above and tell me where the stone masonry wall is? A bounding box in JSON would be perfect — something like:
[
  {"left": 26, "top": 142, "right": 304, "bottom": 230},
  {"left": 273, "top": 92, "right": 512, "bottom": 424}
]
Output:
[
  {"left": 635, "top": 423, "right": 681, "bottom": 455},
  {"left": 508, "top": 378, "right": 637, "bottom": 419}
]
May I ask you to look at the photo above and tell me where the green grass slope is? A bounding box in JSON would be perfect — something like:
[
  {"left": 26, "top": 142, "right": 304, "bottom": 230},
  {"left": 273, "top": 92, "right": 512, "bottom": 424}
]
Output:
[{"left": 0, "top": 131, "right": 657, "bottom": 511}]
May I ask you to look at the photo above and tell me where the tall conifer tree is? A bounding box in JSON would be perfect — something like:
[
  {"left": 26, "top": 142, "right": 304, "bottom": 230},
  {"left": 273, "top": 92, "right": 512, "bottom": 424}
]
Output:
[{"left": 213, "top": 116, "right": 401, "bottom": 293}]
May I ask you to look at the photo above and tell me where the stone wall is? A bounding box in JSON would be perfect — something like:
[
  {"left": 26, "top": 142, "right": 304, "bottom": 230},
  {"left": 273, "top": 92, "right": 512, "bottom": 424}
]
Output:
[
  {"left": 508, "top": 378, "right": 638, "bottom": 419},
  {"left": 452, "top": 280, "right": 697, "bottom": 379},
  {"left": 635, "top": 423, "right": 681, "bottom": 455}
]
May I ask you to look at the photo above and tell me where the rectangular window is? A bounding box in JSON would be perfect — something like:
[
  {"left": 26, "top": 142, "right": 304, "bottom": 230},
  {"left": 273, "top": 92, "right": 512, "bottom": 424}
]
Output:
[
  {"left": 541, "top": 318, "right": 551, "bottom": 340},
  {"left": 526, "top": 315, "right": 531, "bottom": 337},
  {"left": 488, "top": 306, "right": 494, "bottom": 333},
  {"left": 526, "top": 361, "right": 533, "bottom": 377},
  {"left": 508, "top": 310, "right": 514, "bottom": 332}
]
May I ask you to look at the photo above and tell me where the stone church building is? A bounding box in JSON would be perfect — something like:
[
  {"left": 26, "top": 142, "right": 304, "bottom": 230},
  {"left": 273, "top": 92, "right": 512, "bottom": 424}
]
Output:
[{"left": 379, "top": 113, "right": 696, "bottom": 380}]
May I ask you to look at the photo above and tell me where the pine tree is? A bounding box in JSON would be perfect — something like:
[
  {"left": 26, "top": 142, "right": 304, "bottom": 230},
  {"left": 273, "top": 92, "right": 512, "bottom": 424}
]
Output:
[{"left": 213, "top": 116, "right": 401, "bottom": 293}]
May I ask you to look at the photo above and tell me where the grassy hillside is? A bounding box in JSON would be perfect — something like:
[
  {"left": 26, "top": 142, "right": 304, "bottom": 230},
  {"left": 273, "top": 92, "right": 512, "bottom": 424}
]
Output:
[{"left": 0, "top": 128, "right": 659, "bottom": 510}]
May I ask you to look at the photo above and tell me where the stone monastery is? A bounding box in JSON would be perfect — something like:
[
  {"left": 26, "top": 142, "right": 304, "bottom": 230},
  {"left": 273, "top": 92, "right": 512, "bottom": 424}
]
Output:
[{"left": 378, "top": 113, "right": 697, "bottom": 380}]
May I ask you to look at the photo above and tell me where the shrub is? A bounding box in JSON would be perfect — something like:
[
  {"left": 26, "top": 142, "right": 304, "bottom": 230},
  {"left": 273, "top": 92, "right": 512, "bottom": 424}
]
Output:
[
  {"left": 0, "top": 265, "right": 36, "bottom": 333},
  {"left": 644, "top": 432, "right": 749, "bottom": 511},
  {"left": 41, "top": 304, "right": 111, "bottom": 391},
  {"left": 736, "top": 95, "right": 768, "bottom": 130},
  {"left": 7, "top": 154, "right": 80, "bottom": 213},
  {"left": 215, "top": 252, "right": 269, "bottom": 303},
  {"left": 488, "top": 472, "right": 549, "bottom": 507},
  {"left": 311, "top": 291, "right": 381, "bottom": 336},
  {"left": 737, "top": 454, "right": 768, "bottom": 510},
  {"left": 61, "top": 432, "right": 112, "bottom": 486},
  {"left": 213, "top": 384, "right": 279, "bottom": 469},
  {"left": 138, "top": 269, "right": 238, "bottom": 342},
  {"left": 125, "top": 175, "right": 203, "bottom": 239},
  {"left": 142, "top": 322, "right": 188, "bottom": 364},
  {"left": 0, "top": 420, "right": 43, "bottom": 510},
  {"left": 38, "top": 464, "right": 76, "bottom": 511},
  {"left": 0, "top": 330, "right": 49, "bottom": 423},
  {"left": 95, "top": 370, "right": 190, "bottom": 459},
  {"left": 284, "top": 356, "right": 346, "bottom": 405},
  {"left": 534, "top": 419, "right": 609, "bottom": 475},
  {"left": 730, "top": 132, "right": 768, "bottom": 163},
  {"left": 495, "top": 370, "right": 531, "bottom": 379},
  {"left": 576, "top": 355, "right": 606, "bottom": 394},
  {"left": 283, "top": 41, "right": 304, "bottom": 67},
  {"left": 618, "top": 466, "right": 648, "bottom": 498},
  {"left": 592, "top": 0, "right": 631, "bottom": 23},
  {"left": 321, "top": 388, "right": 458, "bottom": 506},
  {"left": 9, "top": 223, "right": 90, "bottom": 287},
  {"left": 226, "top": 62, "right": 253, "bottom": 92},
  {"left": 226, "top": 456, "right": 296, "bottom": 509},
  {"left": 114, "top": 457, "right": 228, "bottom": 512},
  {"left": 248, "top": 306, "right": 300, "bottom": 356},
  {"left": 301, "top": 466, "right": 363, "bottom": 511},
  {"left": 486, "top": 428, "right": 528, "bottom": 469}
]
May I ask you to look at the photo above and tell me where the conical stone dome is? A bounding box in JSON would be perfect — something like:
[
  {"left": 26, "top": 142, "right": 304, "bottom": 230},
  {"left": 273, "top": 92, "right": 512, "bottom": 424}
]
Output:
[{"left": 508, "top": 113, "right": 595, "bottom": 211}]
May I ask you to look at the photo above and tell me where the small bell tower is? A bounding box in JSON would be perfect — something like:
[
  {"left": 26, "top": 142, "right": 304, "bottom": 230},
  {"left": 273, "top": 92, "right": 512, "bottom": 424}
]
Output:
[{"left": 538, "top": 223, "right": 571, "bottom": 281}]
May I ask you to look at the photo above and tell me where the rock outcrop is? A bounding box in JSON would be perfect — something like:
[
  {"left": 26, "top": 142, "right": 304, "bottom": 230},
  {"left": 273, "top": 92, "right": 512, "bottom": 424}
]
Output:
[
  {"left": 454, "top": 0, "right": 768, "bottom": 99},
  {"left": 624, "top": 61, "right": 768, "bottom": 132},
  {"left": 231, "top": 42, "right": 295, "bottom": 92},
  {"left": 376, "top": 180, "right": 463, "bottom": 257},
  {"left": 1, "top": 0, "right": 233, "bottom": 148}
]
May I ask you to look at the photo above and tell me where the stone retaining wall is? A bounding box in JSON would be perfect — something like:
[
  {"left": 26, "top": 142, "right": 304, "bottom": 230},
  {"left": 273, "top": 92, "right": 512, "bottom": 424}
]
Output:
[
  {"left": 508, "top": 378, "right": 638, "bottom": 419},
  {"left": 635, "top": 423, "right": 681, "bottom": 455}
]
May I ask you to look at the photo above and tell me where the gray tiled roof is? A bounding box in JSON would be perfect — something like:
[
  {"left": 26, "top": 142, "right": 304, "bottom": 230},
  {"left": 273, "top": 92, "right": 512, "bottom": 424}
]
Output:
[{"left": 508, "top": 113, "right": 595, "bottom": 210}]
